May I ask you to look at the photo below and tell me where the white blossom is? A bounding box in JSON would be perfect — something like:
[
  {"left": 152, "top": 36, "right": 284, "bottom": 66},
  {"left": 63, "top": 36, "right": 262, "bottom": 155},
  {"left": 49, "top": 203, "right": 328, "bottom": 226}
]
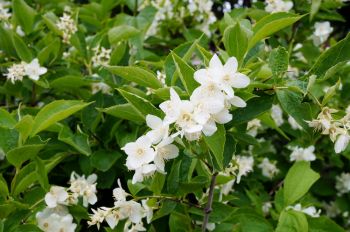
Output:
[
  {"left": 24, "top": 58, "right": 47, "bottom": 81},
  {"left": 56, "top": 13, "right": 78, "bottom": 43},
  {"left": 5, "top": 62, "right": 26, "bottom": 83},
  {"left": 247, "top": 119, "right": 262, "bottom": 137},
  {"left": 289, "top": 145, "right": 316, "bottom": 162},
  {"left": 123, "top": 136, "right": 156, "bottom": 170},
  {"left": 287, "top": 204, "right": 321, "bottom": 217},
  {"left": 145, "top": 114, "right": 170, "bottom": 144},
  {"left": 0, "top": 1, "right": 11, "bottom": 21},
  {"left": 265, "top": 0, "right": 293, "bottom": 13},
  {"left": 36, "top": 206, "right": 76, "bottom": 232},
  {"left": 271, "top": 104, "right": 284, "bottom": 126},
  {"left": 323, "top": 201, "right": 341, "bottom": 218},
  {"left": 92, "top": 46, "right": 111, "bottom": 67},
  {"left": 45, "top": 186, "right": 69, "bottom": 208},
  {"left": 113, "top": 179, "right": 129, "bottom": 202},
  {"left": 132, "top": 164, "right": 157, "bottom": 184},
  {"left": 312, "top": 21, "right": 333, "bottom": 46},
  {"left": 336, "top": 172, "right": 350, "bottom": 196},
  {"left": 258, "top": 158, "right": 279, "bottom": 179},
  {"left": 92, "top": 82, "right": 112, "bottom": 95},
  {"left": 235, "top": 155, "right": 254, "bottom": 183},
  {"left": 334, "top": 133, "right": 350, "bottom": 154},
  {"left": 154, "top": 137, "right": 179, "bottom": 173},
  {"left": 288, "top": 116, "right": 302, "bottom": 130},
  {"left": 262, "top": 202, "right": 272, "bottom": 215},
  {"left": 69, "top": 172, "right": 98, "bottom": 207}
]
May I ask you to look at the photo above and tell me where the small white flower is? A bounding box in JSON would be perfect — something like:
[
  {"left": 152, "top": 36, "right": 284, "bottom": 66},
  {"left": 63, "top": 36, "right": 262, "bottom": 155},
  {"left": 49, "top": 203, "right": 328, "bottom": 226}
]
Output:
[
  {"left": 287, "top": 203, "right": 321, "bottom": 217},
  {"left": 45, "top": 186, "right": 69, "bottom": 208},
  {"left": 123, "top": 136, "right": 156, "bottom": 170},
  {"left": 56, "top": 13, "right": 78, "bottom": 43},
  {"left": 271, "top": 104, "right": 284, "bottom": 126},
  {"left": 154, "top": 137, "right": 179, "bottom": 173},
  {"left": 334, "top": 133, "right": 350, "bottom": 154},
  {"left": 290, "top": 145, "right": 316, "bottom": 162},
  {"left": 312, "top": 21, "right": 333, "bottom": 46},
  {"left": 91, "top": 46, "right": 111, "bottom": 67},
  {"left": 141, "top": 199, "right": 154, "bottom": 223},
  {"left": 258, "top": 158, "right": 279, "bottom": 179},
  {"left": 323, "top": 201, "right": 340, "bottom": 218},
  {"left": 92, "top": 82, "right": 112, "bottom": 95},
  {"left": 235, "top": 155, "right": 254, "bottom": 183},
  {"left": 24, "top": 58, "right": 47, "bottom": 81},
  {"left": 88, "top": 208, "right": 107, "bottom": 230},
  {"left": 265, "top": 0, "right": 293, "bottom": 13},
  {"left": 262, "top": 202, "right": 272, "bottom": 215},
  {"left": 113, "top": 179, "right": 129, "bottom": 202},
  {"left": 336, "top": 172, "right": 350, "bottom": 196},
  {"left": 69, "top": 172, "right": 98, "bottom": 207},
  {"left": 36, "top": 206, "right": 77, "bottom": 232},
  {"left": 5, "top": 62, "right": 26, "bottom": 83},
  {"left": 116, "top": 200, "right": 144, "bottom": 224},
  {"left": 247, "top": 119, "right": 262, "bottom": 137},
  {"left": 132, "top": 164, "right": 157, "bottom": 184}
]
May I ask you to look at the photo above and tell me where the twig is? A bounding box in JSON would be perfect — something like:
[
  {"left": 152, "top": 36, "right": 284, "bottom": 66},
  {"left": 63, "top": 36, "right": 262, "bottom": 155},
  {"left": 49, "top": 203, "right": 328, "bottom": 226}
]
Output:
[{"left": 202, "top": 172, "right": 218, "bottom": 232}]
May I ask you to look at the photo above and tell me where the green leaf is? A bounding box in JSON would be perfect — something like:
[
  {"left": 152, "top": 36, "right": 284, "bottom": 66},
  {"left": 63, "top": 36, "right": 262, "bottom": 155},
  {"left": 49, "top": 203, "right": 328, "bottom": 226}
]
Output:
[
  {"left": 12, "top": 33, "right": 32, "bottom": 62},
  {"left": 117, "top": 89, "right": 162, "bottom": 118},
  {"left": 230, "top": 95, "right": 274, "bottom": 125},
  {"left": 107, "top": 66, "right": 162, "bottom": 89},
  {"left": 101, "top": 103, "right": 144, "bottom": 122},
  {"left": 108, "top": 25, "right": 139, "bottom": 45},
  {"left": 90, "top": 150, "right": 121, "bottom": 172},
  {"left": 171, "top": 52, "right": 199, "bottom": 94},
  {"left": 167, "top": 160, "right": 181, "bottom": 194},
  {"left": 276, "top": 210, "right": 308, "bottom": 232},
  {"left": 310, "top": 0, "right": 322, "bottom": 21},
  {"left": 37, "top": 38, "right": 61, "bottom": 65},
  {"left": 223, "top": 23, "right": 249, "bottom": 64},
  {"left": 0, "top": 26, "right": 16, "bottom": 57},
  {"left": 284, "top": 161, "right": 320, "bottom": 206},
  {"left": 308, "top": 216, "right": 345, "bottom": 232},
  {"left": 0, "top": 109, "right": 17, "bottom": 128},
  {"left": 34, "top": 157, "right": 49, "bottom": 191},
  {"left": 0, "top": 127, "right": 19, "bottom": 153},
  {"left": 269, "top": 46, "right": 288, "bottom": 77},
  {"left": 203, "top": 124, "right": 226, "bottom": 171},
  {"left": 12, "top": 0, "right": 37, "bottom": 34},
  {"left": 31, "top": 100, "right": 91, "bottom": 136},
  {"left": 276, "top": 89, "right": 312, "bottom": 131},
  {"left": 7, "top": 143, "right": 46, "bottom": 168},
  {"left": 127, "top": 180, "right": 145, "bottom": 196},
  {"left": 152, "top": 200, "right": 177, "bottom": 221},
  {"left": 0, "top": 175, "right": 9, "bottom": 197},
  {"left": 249, "top": 13, "right": 303, "bottom": 49},
  {"left": 309, "top": 33, "right": 350, "bottom": 78},
  {"left": 58, "top": 126, "right": 91, "bottom": 156},
  {"left": 150, "top": 172, "right": 166, "bottom": 195},
  {"left": 169, "top": 212, "right": 192, "bottom": 232},
  {"left": 15, "top": 115, "right": 34, "bottom": 145}
]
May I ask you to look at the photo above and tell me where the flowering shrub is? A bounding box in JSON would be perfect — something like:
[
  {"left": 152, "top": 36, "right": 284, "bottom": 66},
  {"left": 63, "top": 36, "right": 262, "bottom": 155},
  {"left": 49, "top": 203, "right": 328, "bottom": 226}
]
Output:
[{"left": 0, "top": 0, "right": 350, "bottom": 231}]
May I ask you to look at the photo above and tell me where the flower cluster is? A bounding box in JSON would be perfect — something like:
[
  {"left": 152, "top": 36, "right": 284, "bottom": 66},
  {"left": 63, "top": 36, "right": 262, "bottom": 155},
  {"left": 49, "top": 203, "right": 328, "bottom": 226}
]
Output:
[
  {"left": 88, "top": 180, "right": 153, "bottom": 231},
  {"left": 308, "top": 107, "right": 350, "bottom": 153},
  {"left": 36, "top": 172, "right": 97, "bottom": 231},
  {"left": 265, "top": 0, "right": 293, "bottom": 13},
  {"left": 56, "top": 13, "right": 78, "bottom": 44},
  {"left": 91, "top": 46, "right": 112, "bottom": 67},
  {"left": 144, "top": 0, "right": 216, "bottom": 37},
  {"left": 336, "top": 172, "right": 350, "bottom": 196},
  {"left": 258, "top": 158, "right": 279, "bottom": 179},
  {"left": 5, "top": 58, "right": 47, "bottom": 83},
  {"left": 312, "top": 21, "right": 333, "bottom": 46},
  {"left": 122, "top": 55, "right": 250, "bottom": 184}
]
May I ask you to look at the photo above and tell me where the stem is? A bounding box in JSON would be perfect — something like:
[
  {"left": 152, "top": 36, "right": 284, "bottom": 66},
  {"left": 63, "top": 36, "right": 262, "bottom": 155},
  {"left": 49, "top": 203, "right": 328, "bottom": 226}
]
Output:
[
  {"left": 31, "top": 83, "right": 36, "bottom": 106},
  {"left": 202, "top": 172, "right": 218, "bottom": 232},
  {"left": 134, "top": 195, "right": 203, "bottom": 209}
]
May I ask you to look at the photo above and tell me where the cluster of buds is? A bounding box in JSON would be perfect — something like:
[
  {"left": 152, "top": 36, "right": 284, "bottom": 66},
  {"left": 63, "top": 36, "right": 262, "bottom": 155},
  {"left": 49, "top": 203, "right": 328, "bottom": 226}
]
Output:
[
  {"left": 36, "top": 172, "right": 97, "bottom": 231},
  {"left": 56, "top": 13, "right": 78, "bottom": 44},
  {"left": 88, "top": 180, "right": 154, "bottom": 231},
  {"left": 308, "top": 107, "right": 350, "bottom": 153}
]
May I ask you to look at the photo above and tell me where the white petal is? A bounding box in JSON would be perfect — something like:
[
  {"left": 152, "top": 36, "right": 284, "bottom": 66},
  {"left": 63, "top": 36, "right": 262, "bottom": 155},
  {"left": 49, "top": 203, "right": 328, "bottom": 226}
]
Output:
[
  {"left": 231, "top": 73, "right": 250, "bottom": 88},
  {"left": 214, "top": 110, "right": 232, "bottom": 124},
  {"left": 209, "top": 54, "right": 223, "bottom": 69},
  {"left": 146, "top": 115, "right": 162, "bottom": 129},
  {"left": 224, "top": 57, "right": 238, "bottom": 73},
  {"left": 230, "top": 96, "right": 247, "bottom": 108}
]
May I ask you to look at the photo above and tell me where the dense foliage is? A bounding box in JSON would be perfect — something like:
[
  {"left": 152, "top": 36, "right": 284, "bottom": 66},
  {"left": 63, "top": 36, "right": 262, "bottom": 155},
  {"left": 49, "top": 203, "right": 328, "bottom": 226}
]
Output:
[{"left": 0, "top": 0, "right": 350, "bottom": 231}]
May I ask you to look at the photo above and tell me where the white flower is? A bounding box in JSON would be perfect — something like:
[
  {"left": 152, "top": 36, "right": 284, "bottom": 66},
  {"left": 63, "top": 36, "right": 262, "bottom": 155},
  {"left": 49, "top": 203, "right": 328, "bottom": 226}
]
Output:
[
  {"left": 194, "top": 54, "right": 250, "bottom": 98},
  {"left": 0, "top": 2, "right": 11, "bottom": 21},
  {"left": 288, "top": 116, "right": 302, "bottom": 130},
  {"left": 235, "top": 155, "right": 254, "bottom": 183},
  {"left": 287, "top": 203, "right": 321, "bottom": 218},
  {"left": 36, "top": 206, "right": 77, "bottom": 232},
  {"left": 56, "top": 13, "right": 78, "bottom": 43},
  {"left": 116, "top": 200, "right": 144, "bottom": 224},
  {"left": 88, "top": 208, "right": 107, "bottom": 230},
  {"left": 5, "top": 62, "right": 26, "bottom": 83},
  {"left": 145, "top": 114, "right": 170, "bottom": 144},
  {"left": 323, "top": 201, "right": 340, "bottom": 218},
  {"left": 247, "top": 119, "right": 262, "bottom": 137},
  {"left": 92, "top": 46, "right": 111, "bottom": 67},
  {"left": 92, "top": 82, "right": 112, "bottom": 95},
  {"left": 262, "top": 202, "right": 272, "bottom": 215},
  {"left": 69, "top": 172, "right": 98, "bottom": 207},
  {"left": 336, "top": 172, "right": 350, "bottom": 196},
  {"left": 113, "top": 179, "right": 129, "bottom": 202},
  {"left": 334, "top": 133, "right": 350, "bottom": 154},
  {"left": 123, "top": 136, "right": 156, "bottom": 170},
  {"left": 132, "top": 164, "right": 157, "bottom": 184},
  {"left": 154, "top": 137, "right": 179, "bottom": 173},
  {"left": 24, "top": 58, "right": 47, "bottom": 81},
  {"left": 312, "top": 21, "right": 333, "bottom": 46},
  {"left": 265, "top": 0, "right": 293, "bottom": 13},
  {"left": 45, "top": 186, "right": 69, "bottom": 208},
  {"left": 271, "top": 104, "right": 284, "bottom": 126},
  {"left": 258, "top": 158, "right": 279, "bottom": 179},
  {"left": 142, "top": 199, "right": 154, "bottom": 223},
  {"left": 290, "top": 146, "right": 316, "bottom": 162}
]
